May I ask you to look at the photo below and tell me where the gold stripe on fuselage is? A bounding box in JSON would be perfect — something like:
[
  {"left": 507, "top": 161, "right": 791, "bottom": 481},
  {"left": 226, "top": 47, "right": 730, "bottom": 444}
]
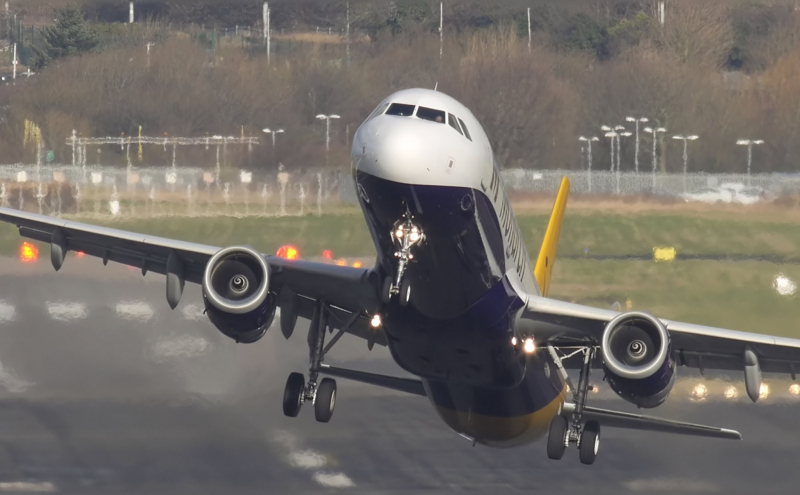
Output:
[{"left": 431, "top": 384, "right": 567, "bottom": 448}]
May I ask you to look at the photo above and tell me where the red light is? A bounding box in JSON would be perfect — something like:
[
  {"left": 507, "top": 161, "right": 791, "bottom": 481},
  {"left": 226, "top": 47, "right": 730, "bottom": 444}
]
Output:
[
  {"left": 76, "top": 251, "right": 85, "bottom": 258},
  {"left": 277, "top": 245, "right": 300, "bottom": 260},
  {"left": 322, "top": 250, "right": 333, "bottom": 260},
  {"left": 19, "top": 242, "right": 39, "bottom": 263}
]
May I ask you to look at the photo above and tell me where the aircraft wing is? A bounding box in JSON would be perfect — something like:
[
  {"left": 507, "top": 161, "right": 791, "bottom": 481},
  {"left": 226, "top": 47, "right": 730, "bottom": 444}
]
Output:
[
  {"left": 0, "top": 207, "right": 385, "bottom": 346},
  {"left": 520, "top": 294, "right": 800, "bottom": 376}
]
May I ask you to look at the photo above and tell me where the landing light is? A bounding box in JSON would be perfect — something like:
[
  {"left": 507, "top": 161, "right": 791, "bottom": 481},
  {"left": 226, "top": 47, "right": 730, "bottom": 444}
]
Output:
[
  {"left": 19, "top": 242, "right": 38, "bottom": 263},
  {"left": 692, "top": 383, "right": 708, "bottom": 401},
  {"left": 277, "top": 245, "right": 300, "bottom": 260},
  {"left": 523, "top": 338, "right": 536, "bottom": 354},
  {"left": 395, "top": 229, "right": 404, "bottom": 239},
  {"left": 409, "top": 231, "right": 421, "bottom": 243},
  {"left": 760, "top": 383, "right": 770, "bottom": 400},
  {"left": 370, "top": 314, "right": 381, "bottom": 328}
]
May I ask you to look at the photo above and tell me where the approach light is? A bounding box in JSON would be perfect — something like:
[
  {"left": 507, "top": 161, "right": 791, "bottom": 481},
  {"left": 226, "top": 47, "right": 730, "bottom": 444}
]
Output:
[
  {"left": 370, "top": 314, "right": 381, "bottom": 328},
  {"left": 724, "top": 385, "right": 739, "bottom": 400},
  {"left": 523, "top": 338, "right": 536, "bottom": 354},
  {"left": 19, "top": 242, "right": 38, "bottom": 263},
  {"left": 760, "top": 383, "right": 771, "bottom": 400},
  {"left": 276, "top": 245, "right": 300, "bottom": 260},
  {"left": 692, "top": 383, "right": 708, "bottom": 401},
  {"left": 790, "top": 384, "right": 800, "bottom": 396},
  {"left": 322, "top": 250, "right": 333, "bottom": 260},
  {"left": 352, "top": 261, "right": 363, "bottom": 268},
  {"left": 335, "top": 259, "right": 347, "bottom": 266},
  {"left": 76, "top": 251, "right": 85, "bottom": 258}
]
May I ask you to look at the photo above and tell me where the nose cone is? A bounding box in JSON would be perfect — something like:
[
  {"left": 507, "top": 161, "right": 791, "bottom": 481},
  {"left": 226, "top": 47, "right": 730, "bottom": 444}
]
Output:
[{"left": 354, "top": 117, "right": 445, "bottom": 184}]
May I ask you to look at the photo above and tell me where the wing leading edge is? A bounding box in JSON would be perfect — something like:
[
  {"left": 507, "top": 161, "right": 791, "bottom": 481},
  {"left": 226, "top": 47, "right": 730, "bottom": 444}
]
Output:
[{"left": 0, "top": 207, "right": 385, "bottom": 346}]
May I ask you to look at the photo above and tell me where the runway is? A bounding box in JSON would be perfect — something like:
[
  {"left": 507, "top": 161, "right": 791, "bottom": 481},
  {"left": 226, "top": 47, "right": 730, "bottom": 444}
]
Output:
[{"left": 0, "top": 256, "right": 797, "bottom": 494}]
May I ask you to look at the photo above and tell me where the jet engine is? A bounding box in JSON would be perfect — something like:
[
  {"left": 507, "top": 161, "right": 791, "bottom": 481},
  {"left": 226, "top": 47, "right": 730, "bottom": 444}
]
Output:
[
  {"left": 601, "top": 311, "right": 675, "bottom": 408},
  {"left": 202, "top": 246, "right": 276, "bottom": 344}
]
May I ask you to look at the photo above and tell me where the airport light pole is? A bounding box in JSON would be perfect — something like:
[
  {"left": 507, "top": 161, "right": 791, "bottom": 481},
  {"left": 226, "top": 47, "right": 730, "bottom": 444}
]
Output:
[
  {"left": 601, "top": 126, "right": 615, "bottom": 174},
  {"left": 644, "top": 127, "right": 667, "bottom": 192},
  {"left": 317, "top": 114, "right": 340, "bottom": 167},
  {"left": 737, "top": 139, "right": 764, "bottom": 187},
  {"left": 626, "top": 116, "right": 649, "bottom": 173},
  {"left": 262, "top": 128, "right": 284, "bottom": 148},
  {"left": 579, "top": 136, "right": 599, "bottom": 193},
  {"left": 616, "top": 131, "right": 632, "bottom": 194},
  {"left": 672, "top": 135, "right": 699, "bottom": 193}
]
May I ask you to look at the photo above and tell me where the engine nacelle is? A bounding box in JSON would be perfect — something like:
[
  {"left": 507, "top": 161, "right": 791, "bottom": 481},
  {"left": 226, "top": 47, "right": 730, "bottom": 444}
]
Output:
[
  {"left": 601, "top": 311, "right": 676, "bottom": 408},
  {"left": 202, "top": 246, "right": 275, "bottom": 344}
]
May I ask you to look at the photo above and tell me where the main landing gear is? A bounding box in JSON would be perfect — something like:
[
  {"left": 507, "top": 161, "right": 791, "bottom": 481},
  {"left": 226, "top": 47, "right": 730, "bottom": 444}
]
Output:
[
  {"left": 546, "top": 345, "right": 601, "bottom": 465},
  {"left": 283, "top": 299, "right": 354, "bottom": 423}
]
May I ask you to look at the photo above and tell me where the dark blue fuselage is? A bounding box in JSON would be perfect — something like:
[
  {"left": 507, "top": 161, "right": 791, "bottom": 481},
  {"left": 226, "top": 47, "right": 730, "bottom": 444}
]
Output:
[{"left": 355, "top": 172, "right": 565, "bottom": 447}]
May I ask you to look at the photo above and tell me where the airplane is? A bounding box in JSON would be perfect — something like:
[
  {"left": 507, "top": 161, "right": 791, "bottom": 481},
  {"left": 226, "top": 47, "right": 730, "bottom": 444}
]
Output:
[{"left": 2, "top": 88, "right": 800, "bottom": 465}]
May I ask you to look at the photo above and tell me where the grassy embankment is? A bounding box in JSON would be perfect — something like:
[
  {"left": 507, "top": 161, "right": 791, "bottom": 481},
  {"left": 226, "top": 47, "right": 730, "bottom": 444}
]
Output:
[{"left": 1, "top": 208, "right": 799, "bottom": 337}]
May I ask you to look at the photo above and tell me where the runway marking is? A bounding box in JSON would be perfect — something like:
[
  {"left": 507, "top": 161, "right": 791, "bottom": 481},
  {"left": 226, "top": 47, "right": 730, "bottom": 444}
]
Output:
[
  {"left": 152, "top": 335, "right": 211, "bottom": 359},
  {"left": 624, "top": 478, "right": 717, "bottom": 492},
  {"left": 0, "top": 300, "right": 16, "bottom": 323},
  {"left": 46, "top": 301, "right": 88, "bottom": 322},
  {"left": 181, "top": 303, "right": 205, "bottom": 321},
  {"left": 312, "top": 472, "right": 355, "bottom": 488},
  {"left": 274, "top": 429, "right": 355, "bottom": 489},
  {"left": 114, "top": 301, "right": 154, "bottom": 322},
  {"left": 0, "top": 481, "right": 56, "bottom": 492},
  {"left": 288, "top": 450, "right": 328, "bottom": 469}
]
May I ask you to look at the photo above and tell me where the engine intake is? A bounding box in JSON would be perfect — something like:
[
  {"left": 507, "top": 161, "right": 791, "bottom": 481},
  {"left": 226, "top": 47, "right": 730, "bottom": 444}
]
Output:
[
  {"left": 601, "top": 311, "right": 675, "bottom": 408},
  {"left": 202, "top": 246, "right": 275, "bottom": 343}
]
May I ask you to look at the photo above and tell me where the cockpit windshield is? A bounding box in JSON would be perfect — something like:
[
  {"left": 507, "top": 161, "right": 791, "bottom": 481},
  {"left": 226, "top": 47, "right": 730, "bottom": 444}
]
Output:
[
  {"left": 386, "top": 103, "right": 416, "bottom": 117},
  {"left": 416, "top": 106, "right": 446, "bottom": 124}
]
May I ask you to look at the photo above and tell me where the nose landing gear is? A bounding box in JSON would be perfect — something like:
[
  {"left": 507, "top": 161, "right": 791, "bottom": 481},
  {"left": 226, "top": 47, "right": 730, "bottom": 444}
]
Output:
[{"left": 381, "top": 214, "right": 424, "bottom": 306}]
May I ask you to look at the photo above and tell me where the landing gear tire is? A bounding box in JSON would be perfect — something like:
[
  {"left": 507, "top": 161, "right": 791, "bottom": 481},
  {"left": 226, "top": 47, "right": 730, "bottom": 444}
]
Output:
[
  {"left": 579, "top": 421, "right": 601, "bottom": 465},
  {"left": 314, "top": 378, "right": 337, "bottom": 423},
  {"left": 381, "top": 276, "right": 393, "bottom": 304},
  {"left": 398, "top": 279, "right": 411, "bottom": 307},
  {"left": 283, "top": 372, "right": 305, "bottom": 418},
  {"left": 547, "top": 415, "right": 568, "bottom": 460}
]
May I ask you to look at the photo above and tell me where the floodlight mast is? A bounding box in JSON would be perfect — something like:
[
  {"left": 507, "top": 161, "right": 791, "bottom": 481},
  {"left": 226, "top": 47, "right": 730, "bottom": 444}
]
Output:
[
  {"left": 737, "top": 139, "right": 764, "bottom": 186},
  {"left": 579, "top": 136, "right": 599, "bottom": 193},
  {"left": 317, "top": 114, "right": 340, "bottom": 168},
  {"left": 672, "top": 135, "right": 699, "bottom": 193},
  {"left": 626, "top": 117, "right": 649, "bottom": 173},
  {"left": 644, "top": 127, "right": 667, "bottom": 191}
]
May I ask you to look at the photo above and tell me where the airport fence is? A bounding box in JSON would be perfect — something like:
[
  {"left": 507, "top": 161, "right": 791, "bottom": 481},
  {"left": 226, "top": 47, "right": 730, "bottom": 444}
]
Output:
[{"left": 2, "top": 164, "right": 800, "bottom": 220}]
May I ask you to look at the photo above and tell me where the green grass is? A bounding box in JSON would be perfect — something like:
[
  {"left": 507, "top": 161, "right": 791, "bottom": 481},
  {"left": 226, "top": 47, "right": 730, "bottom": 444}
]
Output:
[{"left": 2, "top": 211, "right": 799, "bottom": 337}]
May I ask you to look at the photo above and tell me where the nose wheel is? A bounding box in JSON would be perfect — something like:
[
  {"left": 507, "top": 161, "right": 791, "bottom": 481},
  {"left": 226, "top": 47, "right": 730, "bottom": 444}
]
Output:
[{"left": 382, "top": 214, "right": 423, "bottom": 306}]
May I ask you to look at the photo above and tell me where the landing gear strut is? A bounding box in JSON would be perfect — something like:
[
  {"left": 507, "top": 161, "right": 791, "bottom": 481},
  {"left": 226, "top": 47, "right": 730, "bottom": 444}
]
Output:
[
  {"left": 381, "top": 212, "right": 423, "bottom": 306},
  {"left": 546, "top": 345, "right": 601, "bottom": 465},
  {"left": 282, "top": 299, "right": 339, "bottom": 422}
]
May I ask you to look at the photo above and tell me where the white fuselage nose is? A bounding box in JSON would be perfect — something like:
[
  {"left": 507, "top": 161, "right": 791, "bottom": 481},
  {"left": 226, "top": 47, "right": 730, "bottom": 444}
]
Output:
[{"left": 353, "top": 114, "right": 488, "bottom": 190}]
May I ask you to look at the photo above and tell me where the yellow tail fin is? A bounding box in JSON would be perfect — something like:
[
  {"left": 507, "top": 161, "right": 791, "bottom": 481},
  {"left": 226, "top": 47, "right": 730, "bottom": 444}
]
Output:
[{"left": 534, "top": 177, "right": 570, "bottom": 297}]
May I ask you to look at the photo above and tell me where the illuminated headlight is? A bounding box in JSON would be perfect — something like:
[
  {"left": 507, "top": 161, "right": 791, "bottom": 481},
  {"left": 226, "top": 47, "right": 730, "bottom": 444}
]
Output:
[
  {"left": 395, "top": 229, "right": 404, "bottom": 239},
  {"left": 370, "top": 314, "right": 381, "bottom": 328},
  {"left": 692, "top": 383, "right": 708, "bottom": 401},
  {"left": 523, "top": 338, "right": 536, "bottom": 354},
  {"left": 511, "top": 336, "right": 517, "bottom": 346},
  {"left": 759, "top": 383, "right": 770, "bottom": 400},
  {"left": 409, "top": 230, "right": 421, "bottom": 243}
]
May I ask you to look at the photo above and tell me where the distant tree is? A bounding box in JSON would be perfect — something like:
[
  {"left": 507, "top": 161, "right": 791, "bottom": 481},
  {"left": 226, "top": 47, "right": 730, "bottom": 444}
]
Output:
[{"left": 32, "top": 6, "right": 98, "bottom": 70}]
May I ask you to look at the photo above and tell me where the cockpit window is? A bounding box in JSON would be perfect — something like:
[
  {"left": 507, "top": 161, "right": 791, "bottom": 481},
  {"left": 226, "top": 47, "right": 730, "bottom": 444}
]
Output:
[
  {"left": 386, "top": 103, "right": 416, "bottom": 117},
  {"left": 369, "top": 102, "right": 390, "bottom": 120},
  {"left": 458, "top": 117, "right": 472, "bottom": 141},
  {"left": 416, "top": 106, "right": 446, "bottom": 124},
  {"left": 448, "top": 113, "right": 463, "bottom": 135}
]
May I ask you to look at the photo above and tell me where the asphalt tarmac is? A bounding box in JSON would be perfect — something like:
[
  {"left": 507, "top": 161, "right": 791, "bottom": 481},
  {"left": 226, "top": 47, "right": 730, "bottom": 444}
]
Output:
[{"left": 0, "top": 256, "right": 798, "bottom": 494}]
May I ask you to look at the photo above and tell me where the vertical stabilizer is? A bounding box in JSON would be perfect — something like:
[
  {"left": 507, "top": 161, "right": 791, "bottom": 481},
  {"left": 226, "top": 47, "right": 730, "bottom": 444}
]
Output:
[{"left": 534, "top": 177, "right": 570, "bottom": 297}]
